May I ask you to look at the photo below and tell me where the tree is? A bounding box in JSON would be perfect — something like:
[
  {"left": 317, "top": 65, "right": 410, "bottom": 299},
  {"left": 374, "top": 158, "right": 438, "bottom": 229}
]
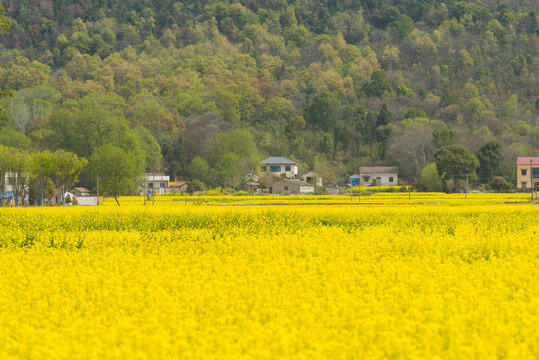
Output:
[
  {"left": 306, "top": 92, "right": 340, "bottom": 132},
  {"left": 419, "top": 163, "right": 443, "bottom": 192},
  {"left": 6, "top": 147, "right": 31, "bottom": 206},
  {"left": 90, "top": 145, "right": 139, "bottom": 206},
  {"left": 285, "top": 115, "right": 306, "bottom": 154},
  {"left": 476, "top": 140, "right": 504, "bottom": 183},
  {"left": 365, "top": 70, "right": 391, "bottom": 97},
  {"left": 490, "top": 176, "right": 508, "bottom": 192},
  {"left": 432, "top": 129, "right": 455, "bottom": 149},
  {"left": 376, "top": 103, "right": 393, "bottom": 159},
  {"left": 188, "top": 156, "right": 210, "bottom": 181},
  {"left": 394, "top": 14, "right": 414, "bottom": 40},
  {"left": 30, "top": 150, "right": 56, "bottom": 205},
  {"left": 0, "top": 7, "right": 11, "bottom": 126},
  {"left": 434, "top": 145, "right": 479, "bottom": 191},
  {"left": 50, "top": 149, "right": 88, "bottom": 205}
]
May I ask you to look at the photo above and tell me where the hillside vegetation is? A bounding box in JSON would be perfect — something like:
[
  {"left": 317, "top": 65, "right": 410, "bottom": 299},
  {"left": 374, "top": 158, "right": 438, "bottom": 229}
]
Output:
[{"left": 0, "top": 0, "right": 538, "bottom": 189}]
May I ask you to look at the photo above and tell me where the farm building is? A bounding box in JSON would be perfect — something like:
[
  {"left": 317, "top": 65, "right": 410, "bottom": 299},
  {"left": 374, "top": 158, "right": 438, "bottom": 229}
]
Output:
[
  {"left": 516, "top": 157, "right": 539, "bottom": 191},
  {"left": 359, "top": 167, "right": 398, "bottom": 186},
  {"left": 262, "top": 157, "right": 298, "bottom": 178},
  {"left": 268, "top": 179, "right": 314, "bottom": 195},
  {"left": 243, "top": 182, "right": 260, "bottom": 192},
  {"left": 300, "top": 171, "right": 323, "bottom": 187},
  {"left": 170, "top": 181, "right": 189, "bottom": 193},
  {"left": 73, "top": 187, "right": 91, "bottom": 197}
]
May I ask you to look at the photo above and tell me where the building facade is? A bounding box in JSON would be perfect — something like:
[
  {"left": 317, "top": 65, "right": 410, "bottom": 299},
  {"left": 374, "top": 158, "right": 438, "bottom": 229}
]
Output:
[
  {"left": 516, "top": 157, "right": 539, "bottom": 191},
  {"left": 300, "top": 172, "right": 323, "bottom": 187},
  {"left": 144, "top": 173, "right": 170, "bottom": 195},
  {"left": 359, "top": 167, "right": 398, "bottom": 186},
  {"left": 268, "top": 179, "right": 314, "bottom": 195},
  {"left": 262, "top": 157, "right": 298, "bottom": 178}
]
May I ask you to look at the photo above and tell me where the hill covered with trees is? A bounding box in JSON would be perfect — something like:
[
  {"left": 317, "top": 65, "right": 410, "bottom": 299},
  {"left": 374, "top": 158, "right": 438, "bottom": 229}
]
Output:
[{"left": 0, "top": 0, "right": 538, "bottom": 190}]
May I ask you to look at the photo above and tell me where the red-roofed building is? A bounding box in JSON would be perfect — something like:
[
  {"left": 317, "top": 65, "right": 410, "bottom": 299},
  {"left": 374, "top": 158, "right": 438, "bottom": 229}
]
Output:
[
  {"left": 516, "top": 157, "right": 539, "bottom": 191},
  {"left": 170, "top": 181, "right": 189, "bottom": 193}
]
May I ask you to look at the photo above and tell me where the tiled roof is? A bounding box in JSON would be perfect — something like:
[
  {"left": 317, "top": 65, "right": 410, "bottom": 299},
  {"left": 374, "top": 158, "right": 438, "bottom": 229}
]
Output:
[
  {"left": 359, "top": 166, "right": 398, "bottom": 174},
  {"left": 516, "top": 157, "right": 539, "bottom": 165},
  {"left": 74, "top": 187, "right": 90, "bottom": 192},
  {"left": 262, "top": 157, "right": 297, "bottom": 164},
  {"left": 171, "top": 181, "right": 188, "bottom": 187},
  {"left": 281, "top": 179, "right": 312, "bottom": 186}
]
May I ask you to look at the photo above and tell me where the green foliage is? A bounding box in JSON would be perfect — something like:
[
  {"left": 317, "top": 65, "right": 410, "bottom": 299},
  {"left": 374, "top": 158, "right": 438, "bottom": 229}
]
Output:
[
  {"left": 476, "top": 140, "right": 504, "bottom": 182},
  {"left": 420, "top": 163, "right": 443, "bottom": 192},
  {"left": 0, "top": 0, "right": 536, "bottom": 188},
  {"left": 90, "top": 145, "right": 139, "bottom": 205},
  {"left": 434, "top": 145, "right": 480, "bottom": 184}
]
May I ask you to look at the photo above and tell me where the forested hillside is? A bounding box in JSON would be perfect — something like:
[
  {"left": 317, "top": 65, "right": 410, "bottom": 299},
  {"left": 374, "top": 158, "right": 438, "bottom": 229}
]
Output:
[{"left": 0, "top": 0, "right": 538, "bottom": 189}]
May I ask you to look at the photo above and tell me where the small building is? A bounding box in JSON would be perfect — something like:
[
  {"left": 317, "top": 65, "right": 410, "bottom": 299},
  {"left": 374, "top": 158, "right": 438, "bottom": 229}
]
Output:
[
  {"left": 144, "top": 173, "right": 170, "bottom": 195},
  {"left": 300, "top": 172, "right": 323, "bottom": 187},
  {"left": 73, "top": 187, "right": 91, "bottom": 197},
  {"left": 516, "top": 157, "right": 539, "bottom": 191},
  {"left": 359, "top": 167, "right": 398, "bottom": 186},
  {"left": 326, "top": 181, "right": 339, "bottom": 195},
  {"left": 268, "top": 179, "right": 314, "bottom": 195},
  {"left": 243, "top": 182, "right": 260, "bottom": 192},
  {"left": 262, "top": 157, "right": 298, "bottom": 178},
  {"left": 349, "top": 174, "right": 360, "bottom": 186},
  {"left": 170, "top": 181, "right": 189, "bottom": 193}
]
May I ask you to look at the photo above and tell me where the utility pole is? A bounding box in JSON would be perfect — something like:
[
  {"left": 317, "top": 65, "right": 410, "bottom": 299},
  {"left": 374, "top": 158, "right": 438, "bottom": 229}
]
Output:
[
  {"left": 465, "top": 174, "right": 469, "bottom": 199},
  {"left": 96, "top": 173, "right": 100, "bottom": 205},
  {"left": 143, "top": 173, "right": 147, "bottom": 206},
  {"left": 531, "top": 158, "right": 534, "bottom": 202}
]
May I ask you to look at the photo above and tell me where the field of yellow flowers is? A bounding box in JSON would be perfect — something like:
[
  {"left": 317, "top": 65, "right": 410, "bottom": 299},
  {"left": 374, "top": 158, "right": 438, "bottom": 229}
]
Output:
[{"left": 0, "top": 198, "right": 538, "bottom": 359}]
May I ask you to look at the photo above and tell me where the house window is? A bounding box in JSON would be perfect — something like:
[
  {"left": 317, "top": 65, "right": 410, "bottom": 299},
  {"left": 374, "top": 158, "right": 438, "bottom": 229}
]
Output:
[
  {"left": 270, "top": 165, "right": 281, "bottom": 172},
  {"left": 284, "top": 186, "right": 289, "bottom": 191},
  {"left": 389, "top": 177, "right": 394, "bottom": 183},
  {"left": 521, "top": 169, "right": 527, "bottom": 176},
  {"left": 522, "top": 182, "right": 527, "bottom": 188},
  {"left": 161, "top": 182, "right": 166, "bottom": 188},
  {"left": 363, "top": 176, "right": 370, "bottom": 182},
  {"left": 377, "top": 177, "right": 381, "bottom": 183},
  {"left": 285, "top": 165, "right": 291, "bottom": 172},
  {"left": 148, "top": 183, "right": 153, "bottom": 188}
]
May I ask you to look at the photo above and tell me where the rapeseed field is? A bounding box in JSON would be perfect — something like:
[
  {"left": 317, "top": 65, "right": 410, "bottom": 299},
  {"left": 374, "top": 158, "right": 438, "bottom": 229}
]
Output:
[{"left": 0, "top": 199, "right": 537, "bottom": 359}]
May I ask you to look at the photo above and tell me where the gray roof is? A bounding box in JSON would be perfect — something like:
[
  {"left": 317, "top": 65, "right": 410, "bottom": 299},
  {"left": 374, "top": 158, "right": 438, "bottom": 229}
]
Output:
[
  {"left": 359, "top": 166, "right": 398, "bottom": 174},
  {"left": 278, "top": 179, "right": 313, "bottom": 186},
  {"left": 262, "top": 157, "right": 297, "bottom": 165},
  {"left": 349, "top": 174, "right": 360, "bottom": 178}
]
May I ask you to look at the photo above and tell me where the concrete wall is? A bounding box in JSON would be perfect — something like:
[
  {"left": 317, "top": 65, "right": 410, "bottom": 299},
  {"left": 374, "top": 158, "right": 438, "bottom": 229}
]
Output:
[
  {"left": 360, "top": 174, "right": 398, "bottom": 186},
  {"left": 516, "top": 164, "right": 539, "bottom": 189}
]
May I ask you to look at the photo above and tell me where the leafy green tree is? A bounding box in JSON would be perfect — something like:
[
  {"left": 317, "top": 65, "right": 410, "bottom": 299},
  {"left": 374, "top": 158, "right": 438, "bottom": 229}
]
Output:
[
  {"left": 432, "top": 129, "right": 455, "bottom": 149},
  {"left": 419, "top": 163, "right": 443, "bottom": 192},
  {"left": 188, "top": 156, "right": 210, "bottom": 181},
  {"left": 90, "top": 145, "right": 139, "bottom": 206},
  {"left": 307, "top": 92, "right": 340, "bottom": 132},
  {"left": 365, "top": 70, "right": 391, "bottom": 97},
  {"left": 50, "top": 149, "right": 88, "bottom": 205},
  {"left": 30, "top": 150, "right": 56, "bottom": 205},
  {"left": 434, "top": 145, "right": 479, "bottom": 191},
  {"left": 0, "top": 7, "right": 11, "bottom": 126},
  {"left": 476, "top": 140, "right": 504, "bottom": 182},
  {"left": 376, "top": 104, "right": 393, "bottom": 159},
  {"left": 394, "top": 14, "right": 414, "bottom": 40},
  {"left": 490, "top": 176, "right": 508, "bottom": 192}
]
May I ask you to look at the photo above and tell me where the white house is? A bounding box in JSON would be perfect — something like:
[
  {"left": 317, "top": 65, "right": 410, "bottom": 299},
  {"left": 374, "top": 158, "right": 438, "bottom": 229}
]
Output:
[
  {"left": 262, "top": 157, "right": 298, "bottom": 178},
  {"left": 359, "top": 167, "right": 398, "bottom": 186},
  {"left": 144, "top": 173, "right": 170, "bottom": 195}
]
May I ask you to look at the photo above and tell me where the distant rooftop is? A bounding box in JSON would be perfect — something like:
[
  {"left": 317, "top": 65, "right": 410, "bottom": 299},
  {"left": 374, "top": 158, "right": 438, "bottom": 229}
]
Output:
[
  {"left": 280, "top": 179, "right": 312, "bottom": 186},
  {"left": 359, "top": 166, "right": 398, "bottom": 174},
  {"left": 262, "top": 157, "right": 297, "bottom": 165},
  {"left": 516, "top": 157, "right": 539, "bottom": 165}
]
